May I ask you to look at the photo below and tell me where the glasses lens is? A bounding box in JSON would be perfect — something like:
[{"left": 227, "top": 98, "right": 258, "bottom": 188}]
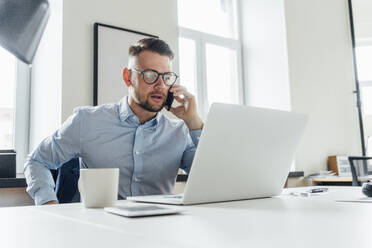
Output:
[
  {"left": 163, "top": 73, "right": 177, "bottom": 85},
  {"left": 143, "top": 70, "right": 158, "bottom": 84}
]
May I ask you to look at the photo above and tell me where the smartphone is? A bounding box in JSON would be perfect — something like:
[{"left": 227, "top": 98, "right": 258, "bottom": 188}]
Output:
[{"left": 164, "top": 90, "right": 174, "bottom": 111}]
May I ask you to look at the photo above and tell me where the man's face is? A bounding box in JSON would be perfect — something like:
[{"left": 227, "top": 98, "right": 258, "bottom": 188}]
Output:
[{"left": 130, "top": 51, "right": 172, "bottom": 112}]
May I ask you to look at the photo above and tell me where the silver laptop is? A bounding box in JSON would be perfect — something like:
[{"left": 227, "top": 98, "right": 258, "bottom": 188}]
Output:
[{"left": 127, "top": 103, "right": 308, "bottom": 205}]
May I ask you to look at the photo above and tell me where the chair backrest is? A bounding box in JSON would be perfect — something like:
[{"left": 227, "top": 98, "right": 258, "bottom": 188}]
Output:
[
  {"left": 51, "top": 158, "right": 80, "bottom": 203},
  {"left": 348, "top": 156, "right": 372, "bottom": 186}
]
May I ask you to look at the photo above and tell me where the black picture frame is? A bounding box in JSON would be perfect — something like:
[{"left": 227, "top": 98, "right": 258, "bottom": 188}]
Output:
[{"left": 93, "top": 23, "right": 158, "bottom": 106}]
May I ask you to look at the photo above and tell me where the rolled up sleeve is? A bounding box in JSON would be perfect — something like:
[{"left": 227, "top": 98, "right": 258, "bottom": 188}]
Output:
[
  {"left": 24, "top": 109, "right": 82, "bottom": 205},
  {"left": 180, "top": 129, "right": 202, "bottom": 174}
]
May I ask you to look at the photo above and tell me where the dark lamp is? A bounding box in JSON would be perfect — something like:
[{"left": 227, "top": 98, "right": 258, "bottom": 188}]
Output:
[{"left": 0, "top": 0, "right": 50, "bottom": 64}]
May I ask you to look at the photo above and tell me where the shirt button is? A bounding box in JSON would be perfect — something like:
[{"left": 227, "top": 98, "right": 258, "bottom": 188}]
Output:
[
  {"left": 135, "top": 151, "right": 140, "bottom": 155},
  {"left": 134, "top": 178, "right": 139, "bottom": 182}
]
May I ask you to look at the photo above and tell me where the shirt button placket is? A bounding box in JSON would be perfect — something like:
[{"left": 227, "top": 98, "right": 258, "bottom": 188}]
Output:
[{"left": 132, "top": 126, "right": 143, "bottom": 194}]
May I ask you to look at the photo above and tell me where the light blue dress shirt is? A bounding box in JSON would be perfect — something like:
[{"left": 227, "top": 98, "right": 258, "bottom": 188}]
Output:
[{"left": 24, "top": 97, "right": 201, "bottom": 205}]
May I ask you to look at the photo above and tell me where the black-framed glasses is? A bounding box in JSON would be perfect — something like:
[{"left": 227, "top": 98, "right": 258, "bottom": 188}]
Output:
[{"left": 131, "top": 68, "right": 178, "bottom": 86}]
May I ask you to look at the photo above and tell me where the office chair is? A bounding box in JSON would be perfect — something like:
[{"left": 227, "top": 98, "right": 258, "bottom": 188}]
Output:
[
  {"left": 51, "top": 158, "right": 80, "bottom": 203},
  {"left": 348, "top": 156, "right": 372, "bottom": 186}
]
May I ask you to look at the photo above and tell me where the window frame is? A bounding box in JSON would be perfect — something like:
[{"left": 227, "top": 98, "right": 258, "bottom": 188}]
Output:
[
  {"left": 0, "top": 59, "right": 31, "bottom": 174},
  {"left": 179, "top": 27, "right": 245, "bottom": 119}
]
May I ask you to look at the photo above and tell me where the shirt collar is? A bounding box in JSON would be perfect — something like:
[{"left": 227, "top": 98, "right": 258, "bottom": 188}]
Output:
[{"left": 119, "top": 96, "right": 162, "bottom": 130}]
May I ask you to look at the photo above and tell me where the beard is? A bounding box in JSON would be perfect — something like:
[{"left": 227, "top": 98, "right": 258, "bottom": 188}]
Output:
[
  {"left": 137, "top": 98, "right": 165, "bottom": 112},
  {"left": 134, "top": 89, "right": 166, "bottom": 113}
]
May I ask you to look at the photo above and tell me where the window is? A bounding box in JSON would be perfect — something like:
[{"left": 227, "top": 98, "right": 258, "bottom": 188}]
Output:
[
  {"left": 355, "top": 46, "right": 372, "bottom": 82},
  {"left": 205, "top": 43, "right": 239, "bottom": 105},
  {"left": 178, "top": 37, "right": 197, "bottom": 96},
  {"left": 178, "top": 0, "right": 243, "bottom": 118},
  {"left": 356, "top": 46, "right": 372, "bottom": 115},
  {"left": 361, "top": 85, "right": 372, "bottom": 115},
  {"left": 0, "top": 46, "right": 31, "bottom": 173},
  {"left": 355, "top": 45, "right": 372, "bottom": 156},
  {"left": 0, "top": 47, "right": 16, "bottom": 149}
]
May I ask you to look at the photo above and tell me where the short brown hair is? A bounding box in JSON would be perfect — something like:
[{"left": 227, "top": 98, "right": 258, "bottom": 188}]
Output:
[{"left": 129, "top": 38, "right": 174, "bottom": 59}]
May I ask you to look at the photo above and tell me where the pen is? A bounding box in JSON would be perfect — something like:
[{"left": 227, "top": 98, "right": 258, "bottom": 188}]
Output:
[{"left": 308, "top": 188, "right": 328, "bottom": 193}]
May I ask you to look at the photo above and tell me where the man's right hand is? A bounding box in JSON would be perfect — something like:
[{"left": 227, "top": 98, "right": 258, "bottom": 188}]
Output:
[{"left": 43, "top": 200, "right": 58, "bottom": 205}]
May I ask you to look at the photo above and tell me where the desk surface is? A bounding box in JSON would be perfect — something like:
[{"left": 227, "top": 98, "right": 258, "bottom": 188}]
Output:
[
  {"left": 1, "top": 187, "right": 371, "bottom": 248},
  {"left": 312, "top": 176, "right": 372, "bottom": 182}
]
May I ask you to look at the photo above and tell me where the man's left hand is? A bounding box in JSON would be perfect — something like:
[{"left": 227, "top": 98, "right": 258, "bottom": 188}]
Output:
[{"left": 169, "top": 85, "right": 203, "bottom": 130}]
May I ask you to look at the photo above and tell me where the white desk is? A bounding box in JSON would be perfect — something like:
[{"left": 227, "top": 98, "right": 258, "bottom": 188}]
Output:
[{"left": 1, "top": 187, "right": 371, "bottom": 248}]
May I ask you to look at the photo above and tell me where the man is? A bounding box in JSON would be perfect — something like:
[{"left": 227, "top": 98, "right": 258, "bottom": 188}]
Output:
[{"left": 24, "top": 38, "right": 203, "bottom": 205}]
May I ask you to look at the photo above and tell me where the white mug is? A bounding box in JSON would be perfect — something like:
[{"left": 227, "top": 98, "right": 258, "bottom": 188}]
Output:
[{"left": 78, "top": 168, "right": 119, "bottom": 208}]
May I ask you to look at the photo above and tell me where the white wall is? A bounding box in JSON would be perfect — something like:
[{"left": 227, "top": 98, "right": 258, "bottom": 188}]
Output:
[
  {"left": 284, "top": 0, "right": 361, "bottom": 174},
  {"left": 30, "top": 0, "right": 362, "bottom": 176},
  {"left": 30, "top": 0, "right": 179, "bottom": 151},
  {"left": 239, "top": 0, "right": 362, "bottom": 174},
  {"left": 29, "top": 0, "right": 63, "bottom": 151},
  {"left": 61, "top": 0, "right": 179, "bottom": 121},
  {"left": 239, "top": 0, "right": 291, "bottom": 111},
  {"left": 14, "top": 62, "right": 31, "bottom": 172}
]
